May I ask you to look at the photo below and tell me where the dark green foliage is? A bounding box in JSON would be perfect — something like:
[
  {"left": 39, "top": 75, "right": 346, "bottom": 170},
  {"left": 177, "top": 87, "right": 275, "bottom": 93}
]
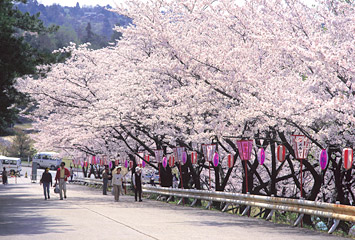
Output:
[{"left": 0, "top": 0, "right": 59, "bottom": 135}]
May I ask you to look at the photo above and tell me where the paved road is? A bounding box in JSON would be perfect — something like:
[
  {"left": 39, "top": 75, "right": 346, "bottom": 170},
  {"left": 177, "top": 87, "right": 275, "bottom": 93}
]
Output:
[{"left": 0, "top": 176, "right": 348, "bottom": 240}]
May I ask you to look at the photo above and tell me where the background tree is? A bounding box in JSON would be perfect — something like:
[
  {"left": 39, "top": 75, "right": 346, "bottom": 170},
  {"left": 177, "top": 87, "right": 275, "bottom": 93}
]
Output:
[
  {"left": 7, "top": 129, "right": 35, "bottom": 159},
  {"left": 0, "top": 0, "right": 57, "bottom": 135}
]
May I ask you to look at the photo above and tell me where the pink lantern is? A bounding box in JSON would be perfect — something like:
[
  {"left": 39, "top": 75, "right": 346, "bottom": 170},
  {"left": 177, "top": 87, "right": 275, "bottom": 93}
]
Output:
[
  {"left": 191, "top": 151, "right": 198, "bottom": 165},
  {"left": 258, "top": 148, "right": 265, "bottom": 165},
  {"left": 236, "top": 140, "right": 253, "bottom": 161},
  {"left": 291, "top": 135, "right": 311, "bottom": 199},
  {"left": 162, "top": 156, "right": 168, "bottom": 168},
  {"left": 213, "top": 152, "right": 219, "bottom": 167},
  {"left": 129, "top": 160, "right": 133, "bottom": 169},
  {"left": 142, "top": 160, "right": 146, "bottom": 168},
  {"left": 182, "top": 152, "right": 187, "bottom": 165},
  {"left": 277, "top": 145, "right": 286, "bottom": 162},
  {"left": 124, "top": 159, "right": 128, "bottom": 168},
  {"left": 343, "top": 148, "right": 353, "bottom": 170},
  {"left": 109, "top": 161, "right": 113, "bottom": 169},
  {"left": 291, "top": 135, "right": 311, "bottom": 160},
  {"left": 84, "top": 161, "right": 88, "bottom": 168},
  {"left": 92, "top": 155, "right": 96, "bottom": 164},
  {"left": 227, "top": 154, "right": 234, "bottom": 168},
  {"left": 169, "top": 155, "right": 175, "bottom": 167},
  {"left": 319, "top": 149, "right": 328, "bottom": 170}
]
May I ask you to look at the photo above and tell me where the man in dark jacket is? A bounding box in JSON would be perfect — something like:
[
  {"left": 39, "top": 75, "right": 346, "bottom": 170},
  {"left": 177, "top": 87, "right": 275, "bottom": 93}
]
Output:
[
  {"left": 40, "top": 168, "right": 52, "bottom": 200},
  {"left": 133, "top": 167, "right": 143, "bottom": 202}
]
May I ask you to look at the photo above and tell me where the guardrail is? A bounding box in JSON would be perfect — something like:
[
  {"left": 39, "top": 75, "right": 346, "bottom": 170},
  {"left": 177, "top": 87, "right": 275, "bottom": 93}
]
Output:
[
  {"left": 142, "top": 186, "right": 355, "bottom": 234},
  {"left": 73, "top": 177, "right": 131, "bottom": 188}
]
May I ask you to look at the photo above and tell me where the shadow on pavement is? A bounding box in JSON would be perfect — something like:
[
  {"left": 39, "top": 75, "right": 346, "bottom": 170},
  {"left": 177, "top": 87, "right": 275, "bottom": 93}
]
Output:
[{"left": 0, "top": 185, "right": 74, "bottom": 236}]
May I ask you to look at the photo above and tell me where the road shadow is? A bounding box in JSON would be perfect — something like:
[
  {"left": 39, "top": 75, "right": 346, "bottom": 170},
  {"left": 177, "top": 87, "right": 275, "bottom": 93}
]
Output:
[{"left": 0, "top": 185, "right": 74, "bottom": 236}]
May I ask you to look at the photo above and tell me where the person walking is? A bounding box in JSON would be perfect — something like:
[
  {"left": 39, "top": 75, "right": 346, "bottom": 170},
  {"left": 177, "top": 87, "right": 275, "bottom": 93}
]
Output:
[
  {"left": 2, "top": 167, "right": 7, "bottom": 185},
  {"left": 102, "top": 168, "right": 109, "bottom": 195},
  {"left": 112, "top": 167, "right": 123, "bottom": 202},
  {"left": 40, "top": 168, "right": 52, "bottom": 200},
  {"left": 69, "top": 166, "right": 74, "bottom": 182},
  {"left": 55, "top": 162, "right": 70, "bottom": 200},
  {"left": 133, "top": 167, "right": 143, "bottom": 202}
]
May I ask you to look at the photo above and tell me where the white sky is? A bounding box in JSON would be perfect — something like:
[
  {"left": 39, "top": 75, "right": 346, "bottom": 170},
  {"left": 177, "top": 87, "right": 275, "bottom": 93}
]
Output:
[{"left": 38, "top": 0, "right": 122, "bottom": 7}]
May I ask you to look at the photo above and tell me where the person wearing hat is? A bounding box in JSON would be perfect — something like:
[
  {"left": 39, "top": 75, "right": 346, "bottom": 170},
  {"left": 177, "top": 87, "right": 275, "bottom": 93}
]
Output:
[
  {"left": 40, "top": 168, "right": 53, "bottom": 200},
  {"left": 112, "top": 166, "right": 123, "bottom": 202},
  {"left": 133, "top": 167, "right": 143, "bottom": 202}
]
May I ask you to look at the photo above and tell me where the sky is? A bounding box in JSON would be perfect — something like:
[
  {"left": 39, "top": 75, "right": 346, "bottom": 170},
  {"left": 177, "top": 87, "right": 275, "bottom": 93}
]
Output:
[{"left": 38, "top": 0, "right": 122, "bottom": 7}]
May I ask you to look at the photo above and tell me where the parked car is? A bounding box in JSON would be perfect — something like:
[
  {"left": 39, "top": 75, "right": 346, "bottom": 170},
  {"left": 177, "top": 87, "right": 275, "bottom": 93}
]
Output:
[
  {"left": 32, "top": 152, "right": 62, "bottom": 170},
  {"left": 0, "top": 156, "right": 22, "bottom": 175}
]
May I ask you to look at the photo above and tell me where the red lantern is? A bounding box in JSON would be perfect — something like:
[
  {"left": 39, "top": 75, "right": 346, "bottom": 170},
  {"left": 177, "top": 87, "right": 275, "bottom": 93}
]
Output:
[
  {"left": 84, "top": 161, "right": 88, "bottom": 168},
  {"left": 343, "top": 148, "right": 353, "bottom": 170},
  {"left": 168, "top": 155, "right": 175, "bottom": 167},
  {"left": 227, "top": 154, "right": 234, "bottom": 168},
  {"left": 236, "top": 140, "right": 253, "bottom": 161},
  {"left": 277, "top": 145, "right": 286, "bottom": 162},
  {"left": 129, "top": 160, "right": 134, "bottom": 169},
  {"left": 91, "top": 155, "right": 96, "bottom": 164},
  {"left": 144, "top": 154, "right": 150, "bottom": 162},
  {"left": 191, "top": 151, "right": 198, "bottom": 165}
]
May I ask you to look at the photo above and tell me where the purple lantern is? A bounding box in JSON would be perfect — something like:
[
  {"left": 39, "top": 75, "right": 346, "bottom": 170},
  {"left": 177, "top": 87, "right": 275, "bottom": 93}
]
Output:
[
  {"left": 124, "top": 159, "right": 128, "bottom": 168},
  {"left": 319, "top": 149, "right": 328, "bottom": 170},
  {"left": 213, "top": 152, "right": 219, "bottom": 167},
  {"left": 142, "top": 160, "right": 146, "bottom": 168},
  {"left": 162, "top": 156, "right": 167, "bottom": 168},
  {"left": 258, "top": 148, "right": 265, "bottom": 165},
  {"left": 182, "top": 152, "right": 187, "bottom": 165}
]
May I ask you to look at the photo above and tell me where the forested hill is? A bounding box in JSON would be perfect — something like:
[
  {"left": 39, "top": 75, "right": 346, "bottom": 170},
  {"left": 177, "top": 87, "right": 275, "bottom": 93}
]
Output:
[{"left": 16, "top": 0, "right": 131, "bottom": 50}]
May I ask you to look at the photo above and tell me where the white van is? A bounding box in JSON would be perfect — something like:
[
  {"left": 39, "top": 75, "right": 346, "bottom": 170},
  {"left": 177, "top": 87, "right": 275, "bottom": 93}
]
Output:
[
  {"left": 0, "top": 156, "right": 22, "bottom": 175},
  {"left": 33, "top": 152, "right": 62, "bottom": 170}
]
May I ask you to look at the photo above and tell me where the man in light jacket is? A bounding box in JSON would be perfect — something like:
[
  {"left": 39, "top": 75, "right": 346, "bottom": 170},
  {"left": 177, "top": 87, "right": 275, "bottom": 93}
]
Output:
[
  {"left": 55, "top": 162, "right": 70, "bottom": 200},
  {"left": 112, "top": 167, "right": 123, "bottom": 202}
]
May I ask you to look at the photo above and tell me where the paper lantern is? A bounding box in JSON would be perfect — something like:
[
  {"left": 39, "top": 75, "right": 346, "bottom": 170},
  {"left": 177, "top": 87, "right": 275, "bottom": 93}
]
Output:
[
  {"left": 84, "top": 161, "right": 88, "bottom": 168},
  {"left": 169, "top": 155, "right": 175, "bottom": 167},
  {"left": 144, "top": 154, "right": 150, "bottom": 162},
  {"left": 142, "top": 160, "right": 146, "bottom": 168},
  {"left": 343, "top": 148, "right": 353, "bottom": 170},
  {"left": 191, "top": 151, "right": 198, "bottom": 165},
  {"left": 291, "top": 135, "right": 311, "bottom": 159},
  {"left": 92, "top": 155, "right": 96, "bottom": 165},
  {"left": 129, "top": 160, "right": 133, "bottom": 169},
  {"left": 319, "top": 149, "right": 328, "bottom": 170},
  {"left": 236, "top": 140, "right": 253, "bottom": 161},
  {"left": 258, "top": 148, "right": 265, "bottom": 165},
  {"left": 213, "top": 152, "right": 219, "bottom": 167},
  {"left": 277, "top": 145, "right": 286, "bottom": 162},
  {"left": 109, "top": 161, "right": 113, "bottom": 169},
  {"left": 182, "top": 152, "right": 187, "bottom": 165},
  {"left": 227, "top": 154, "right": 234, "bottom": 168},
  {"left": 162, "top": 156, "right": 167, "bottom": 168},
  {"left": 124, "top": 159, "right": 128, "bottom": 168}
]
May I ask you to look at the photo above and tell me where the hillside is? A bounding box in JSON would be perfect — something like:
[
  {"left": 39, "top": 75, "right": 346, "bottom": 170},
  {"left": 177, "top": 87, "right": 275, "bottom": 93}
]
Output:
[{"left": 16, "top": 0, "right": 131, "bottom": 50}]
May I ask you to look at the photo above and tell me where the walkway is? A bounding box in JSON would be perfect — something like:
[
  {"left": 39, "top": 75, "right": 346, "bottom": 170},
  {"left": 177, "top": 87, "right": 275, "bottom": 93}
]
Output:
[{"left": 0, "top": 176, "right": 347, "bottom": 240}]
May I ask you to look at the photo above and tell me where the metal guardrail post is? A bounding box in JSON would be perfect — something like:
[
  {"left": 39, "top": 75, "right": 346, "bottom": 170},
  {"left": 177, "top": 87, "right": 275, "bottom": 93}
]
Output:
[
  {"left": 222, "top": 203, "right": 230, "bottom": 212},
  {"left": 241, "top": 206, "right": 251, "bottom": 216},
  {"left": 177, "top": 198, "right": 183, "bottom": 205},
  {"left": 190, "top": 199, "right": 197, "bottom": 207},
  {"left": 294, "top": 198, "right": 304, "bottom": 227},
  {"left": 266, "top": 210, "right": 275, "bottom": 221},
  {"left": 328, "top": 201, "right": 341, "bottom": 234},
  {"left": 167, "top": 196, "right": 173, "bottom": 202}
]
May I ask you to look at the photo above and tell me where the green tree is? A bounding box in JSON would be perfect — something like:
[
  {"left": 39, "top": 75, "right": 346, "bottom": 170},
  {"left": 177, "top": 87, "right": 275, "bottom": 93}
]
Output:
[
  {"left": 0, "top": 0, "right": 58, "bottom": 135},
  {"left": 7, "top": 130, "right": 35, "bottom": 159}
]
